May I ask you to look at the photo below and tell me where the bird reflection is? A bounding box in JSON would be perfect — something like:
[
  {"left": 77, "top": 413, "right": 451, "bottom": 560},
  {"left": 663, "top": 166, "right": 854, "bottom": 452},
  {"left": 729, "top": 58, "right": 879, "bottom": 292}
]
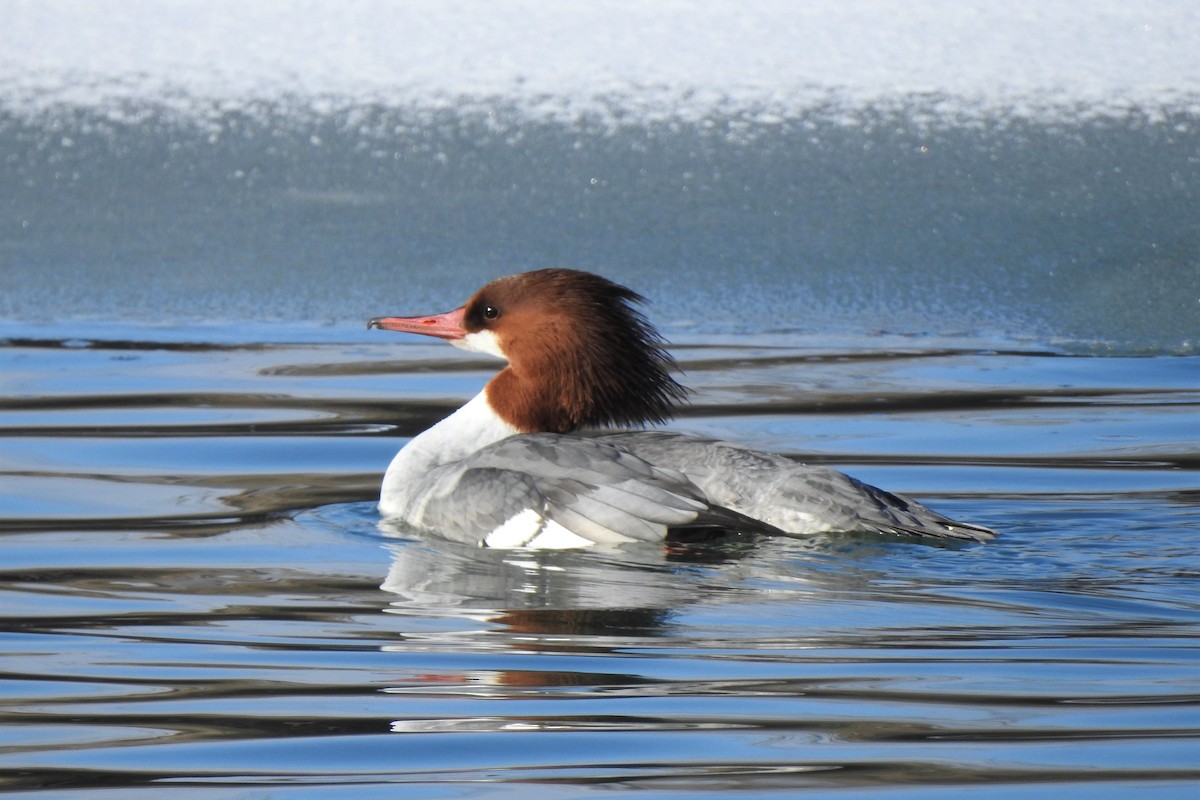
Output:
[
  {"left": 374, "top": 520, "right": 870, "bottom": 646},
  {"left": 374, "top": 523, "right": 925, "bottom": 734},
  {"left": 378, "top": 527, "right": 750, "bottom": 637}
]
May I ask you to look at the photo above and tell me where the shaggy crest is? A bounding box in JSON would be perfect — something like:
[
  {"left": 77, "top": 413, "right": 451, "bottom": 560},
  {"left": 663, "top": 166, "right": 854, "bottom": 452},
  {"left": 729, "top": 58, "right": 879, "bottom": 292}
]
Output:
[{"left": 463, "top": 268, "right": 687, "bottom": 432}]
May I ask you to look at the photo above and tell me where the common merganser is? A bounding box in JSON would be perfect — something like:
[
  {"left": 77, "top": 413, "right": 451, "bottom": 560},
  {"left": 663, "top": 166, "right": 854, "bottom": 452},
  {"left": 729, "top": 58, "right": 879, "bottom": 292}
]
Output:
[{"left": 370, "top": 269, "right": 996, "bottom": 549}]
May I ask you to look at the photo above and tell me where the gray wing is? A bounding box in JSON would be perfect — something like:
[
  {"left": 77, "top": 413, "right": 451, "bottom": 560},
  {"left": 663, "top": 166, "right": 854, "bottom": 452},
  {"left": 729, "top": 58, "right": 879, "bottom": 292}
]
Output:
[
  {"left": 601, "top": 431, "right": 997, "bottom": 543},
  {"left": 413, "top": 433, "right": 772, "bottom": 546}
]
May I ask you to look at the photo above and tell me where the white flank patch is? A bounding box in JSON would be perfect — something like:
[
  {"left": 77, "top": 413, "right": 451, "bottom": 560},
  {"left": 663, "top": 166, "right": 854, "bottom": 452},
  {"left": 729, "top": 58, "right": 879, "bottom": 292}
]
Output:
[
  {"left": 527, "top": 524, "right": 603, "bottom": 550},
  {"left": 483, "top": 508, "right": 545, "bottom": 548},
  {"left": 483, "top": 510, "right": 597, "bottom": 549}
]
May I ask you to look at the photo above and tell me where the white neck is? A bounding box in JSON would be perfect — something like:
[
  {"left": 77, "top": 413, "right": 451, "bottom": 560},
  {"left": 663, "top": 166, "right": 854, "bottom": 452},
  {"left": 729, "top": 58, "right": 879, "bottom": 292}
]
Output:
[{"left": 380, "top": 391, "right": 519, "bottom": 515}]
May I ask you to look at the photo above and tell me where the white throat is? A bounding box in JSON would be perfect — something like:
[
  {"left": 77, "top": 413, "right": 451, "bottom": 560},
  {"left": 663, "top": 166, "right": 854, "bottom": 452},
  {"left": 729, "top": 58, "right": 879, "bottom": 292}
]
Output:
[{"left": 449, "top": 329, "right": 507, "bottom": 360}]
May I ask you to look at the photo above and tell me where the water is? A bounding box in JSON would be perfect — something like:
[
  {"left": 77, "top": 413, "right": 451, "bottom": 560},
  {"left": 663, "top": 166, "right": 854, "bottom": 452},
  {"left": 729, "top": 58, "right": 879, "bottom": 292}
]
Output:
[
  {"left": 3, "top": 2, "right": 1200, "bottom": 796},
  {"left": 2, "top": 333, "right": 1197, "bottom": 797},
  {"left": 4, "top": 104, "right": 1198, "bottom": 352}
]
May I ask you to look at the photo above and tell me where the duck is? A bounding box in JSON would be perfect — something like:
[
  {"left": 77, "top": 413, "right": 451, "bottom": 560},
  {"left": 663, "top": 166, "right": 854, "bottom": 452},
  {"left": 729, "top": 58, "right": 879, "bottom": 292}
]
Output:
[{"left": 370, "top": 268, "right": 996, "bottom": 548}]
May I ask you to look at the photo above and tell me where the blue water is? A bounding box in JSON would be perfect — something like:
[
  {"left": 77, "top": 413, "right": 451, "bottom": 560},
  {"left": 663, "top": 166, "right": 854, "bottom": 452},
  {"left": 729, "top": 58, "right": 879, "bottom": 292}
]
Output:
[
  {"left": 2, "top": 331, "right": 1197, "bottom": 797},
  {"left": 2, "top": 6, "right": 1200, "bottom": 794}
]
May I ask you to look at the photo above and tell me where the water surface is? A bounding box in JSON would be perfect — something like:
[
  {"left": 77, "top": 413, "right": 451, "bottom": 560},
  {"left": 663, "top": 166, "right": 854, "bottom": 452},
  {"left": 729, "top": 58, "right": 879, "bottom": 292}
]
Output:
[{"left": 2, "top": 332, "right": 1197, "bottom": 797}]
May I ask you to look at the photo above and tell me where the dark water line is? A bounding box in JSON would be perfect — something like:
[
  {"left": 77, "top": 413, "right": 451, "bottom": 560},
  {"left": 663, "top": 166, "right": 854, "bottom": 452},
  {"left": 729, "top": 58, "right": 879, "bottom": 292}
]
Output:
[
  {"left": 4, "top": 761, "right": 1200, "bottom": 795},
  {"left": 2, "top": 386, "right": 1195, "bottom": 421}
]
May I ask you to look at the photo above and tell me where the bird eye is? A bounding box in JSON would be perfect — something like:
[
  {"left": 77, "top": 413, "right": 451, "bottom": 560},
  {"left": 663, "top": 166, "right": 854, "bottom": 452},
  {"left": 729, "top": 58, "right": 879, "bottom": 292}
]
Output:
[{"left": 482, "top": 305, "right": 500, "bottom": 320}]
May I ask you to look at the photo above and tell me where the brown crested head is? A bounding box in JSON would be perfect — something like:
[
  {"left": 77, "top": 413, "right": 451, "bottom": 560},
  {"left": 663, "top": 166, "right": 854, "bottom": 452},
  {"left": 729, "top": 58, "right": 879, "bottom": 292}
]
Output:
[{"left": 462, "top": 268, "right": 687, "bottom": 433}]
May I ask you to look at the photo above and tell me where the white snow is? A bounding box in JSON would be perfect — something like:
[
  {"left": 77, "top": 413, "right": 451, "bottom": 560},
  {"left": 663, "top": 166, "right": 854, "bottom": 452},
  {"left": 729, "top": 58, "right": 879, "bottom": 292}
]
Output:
[{"left": 1, "top": 1, "right": 1197, "bottom": 121}]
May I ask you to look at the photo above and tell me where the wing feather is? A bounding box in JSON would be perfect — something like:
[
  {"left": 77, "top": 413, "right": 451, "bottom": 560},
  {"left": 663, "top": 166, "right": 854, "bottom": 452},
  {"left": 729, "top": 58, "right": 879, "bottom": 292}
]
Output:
[{"left": 407, "top": 433, "right": 720, "bottom": 546}]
